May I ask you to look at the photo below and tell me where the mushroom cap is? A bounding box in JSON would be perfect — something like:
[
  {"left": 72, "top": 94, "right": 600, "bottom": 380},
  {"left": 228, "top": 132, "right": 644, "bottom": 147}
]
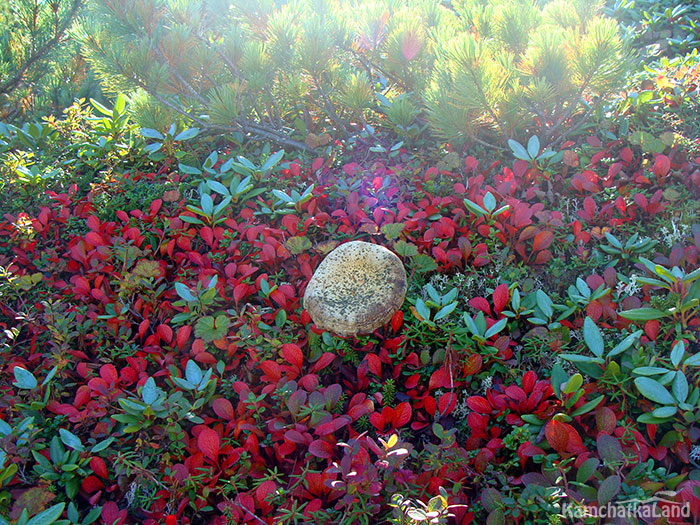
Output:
[{"left": 303, "top": 241, "right": 407, "bottom": 337}]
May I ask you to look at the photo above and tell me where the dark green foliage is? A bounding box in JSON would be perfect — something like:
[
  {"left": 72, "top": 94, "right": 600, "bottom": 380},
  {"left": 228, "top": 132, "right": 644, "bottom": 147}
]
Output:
[
  {"left": 0, "top": 0, "right": 102, "bottom": 121},
  {"left": 75, "top": 0, "right": 631, "bottom": 151}
]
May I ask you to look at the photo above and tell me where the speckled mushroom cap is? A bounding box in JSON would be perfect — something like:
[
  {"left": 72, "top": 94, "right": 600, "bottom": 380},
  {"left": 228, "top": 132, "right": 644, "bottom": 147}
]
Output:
[{"left": 303, "top": 241, "right": 407, "bottom": 337}]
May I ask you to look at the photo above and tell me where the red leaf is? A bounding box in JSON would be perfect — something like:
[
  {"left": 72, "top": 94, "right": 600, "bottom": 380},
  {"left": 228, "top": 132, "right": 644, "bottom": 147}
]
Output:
[
  {"left": 493, "top": 284, "right": 509, "bottom": 314},
  {"left": 85, "top": 231, "right": 105, "bottom": 247},
  {"left": 281, "top": 343, "right": 304, "bottom": 369},
  {"left": 101, "top": 502, "right": 127, "bottom": 525},
  {"left": 391, "top": 310, "right": 403, "bottom": 332},
  {"left": 308, "top": 439, "right": 334, "bottom": 459},
  {"left": 200, "top": 226, "right": 214, "bottom": 246},
  {"left": 87, "top": 215, "right": 100, "bottom": 231},
  {"left": 90, "top": 457, "right": 108, "bottom": 478},
  {"left": 462, "top": 354, "right": 482, "bottom": 376},
  {"left": 522, "top": 371, "right": 536, "bottom": 393},
  {"left": 312, "top": 157, "right": 324, "bottom": 171},
  {"left": 532, "top": 230, "right": 554, "bottom": 252},
  {"left": 458, "top": 237, "right": 472, "bottom": 260},
  {"left": 285, "top": 430, "right": 307, "bottom": 444},
  {"left": 545, "top": 420, "right": 569, "bottom": 452},
  {"left": 311, "top": 352, "right": 335, "bottom": 373},
  {"left": 81, "top": 475, "right": 104, "bottom": 493},
  {"left": 586, "top": 300, "right": 603, "bottom": 321},
  {"left": 138, "top": 319, "right": 149, "bottom": 340},
  {"left": 99, "top": 364, "right": 119, "bottom": 385},
  {"left": 316, "top": 416, "right": 351, "bottom": 436},
  {"left": 438, "top": 392, "right": 457, "bottom": 415},
  {"left": 429, "top": 367, "right": 452, "bottom": 390},
  {"left": 256, "top": 480, "right": 277, "bottom": 512},
  {"left": 583, "top": 197, "right": 596, "bottom": 217},
  {"left": 645, "top": 320, "right": 659, "bottom": 341},
  {"left": 197, "top": 427, "right": 220, "bottom": 461},
  {"left": 474, "top": 448, "right": 494, "bottom": 473},
  {"left": 393, "top": 402, "right": 412, "bottom": 427},
  {"left": 653, "top": 154, "right": 671, "bottom": 178},
  {"left": 620, "top": 147, "right": 634, "bottom": 164},
  {"left": 234, "top": 283, "right": 249, "bottom": 304},
  {"left": 467, "top": 396, "right": 492, "bottom": 414},
  {"left": 176, "top": 325, "right": 191, "bottom": 350},
  {"left": 157, "top": 324, "right": 172, "bottom": 343},
  {"left": 212, "top": 398, "right": 235, "bottom": 421},
  {"left": 468, "top": 297, "right": 491, "bottom": 314},
  {"left": 260, "top": 360, "right": 282, "bottom": 382},
  {"left": 366, "top": 354, "right": 382, "bottom": 377},
  {"left": 533, "top": 250, "right": 552, "bottom": 264},
  {"left": 596, "top": 407, "right": 617, "bottom": 434}
]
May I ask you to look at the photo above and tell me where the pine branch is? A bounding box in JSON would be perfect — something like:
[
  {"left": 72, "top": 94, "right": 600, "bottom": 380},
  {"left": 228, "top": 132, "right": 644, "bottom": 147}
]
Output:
[
  {"left": 312, "top": 75, "right": 349, "bottom": 137},
  {"left": 0, "top": 0, "right": 84, "bottom": 96}
]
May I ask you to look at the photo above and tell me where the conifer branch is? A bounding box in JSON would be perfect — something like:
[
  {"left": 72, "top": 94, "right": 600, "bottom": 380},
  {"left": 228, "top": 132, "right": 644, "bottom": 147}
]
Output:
[
  {"left": 0, "top": 0, "right": 84, "bottom": 96},
  {"left": 312, "top": 75, "right": 349, "bottom": 137}
]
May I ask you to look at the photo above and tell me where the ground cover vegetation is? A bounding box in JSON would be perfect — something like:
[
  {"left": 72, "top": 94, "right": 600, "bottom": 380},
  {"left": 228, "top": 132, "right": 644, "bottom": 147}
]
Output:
[{"left": 0, "top": 0, "right": 699, "bottom": 524}]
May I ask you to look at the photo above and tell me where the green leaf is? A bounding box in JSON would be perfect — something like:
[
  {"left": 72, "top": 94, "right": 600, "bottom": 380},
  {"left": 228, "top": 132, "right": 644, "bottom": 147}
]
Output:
[
  {"left": 141, "top": 377, "right": 158, "bottom": 405},
  {"left": 200, "top": 192, "right": 214, "bottom": 215},
  {"left": 261, "top": 149, "right": 284, "bottom": 172},
  {"left": 597, "top": 475, "right": 621, "bottom": 506},
  {"left": 185, "top": 360, "right": 203, "bottom": 386},
  {"left": 90, "top": 437, "right": 115, "bottom": 453},
  {"left": 632, "top": 366, "right": 668, "bottom": 376},
  {"left": 607, "top": 330, "right": 641, "bottom": 358},
  {"left": 140, "top": 128, "right": 164, "bottom": 140},
  {"left": 508, "top": 139, "right": 530, "bottom": 160},
  {"left": 670, "top": 341, "right": 685, "bottom": 368},
  {"left": 484, "top": 317, "right": 507, "bottom": 339},
  {"left": 175, "top": 282, "right": 197, "bottom": 302},
  {"left": 683, "top": 352, "right": 700, "bottom": 367},
  {"left": 381, "top": 223, "right": 405, "bottom": 240},
  {"left": 394, "top": 240, "right": 418, "bottom": 257},
  {"left": 195, "top": 314, "right": 230, "bottom": 342},
  {"left": 652, "top": 406, "right": 677, "bottom": 418},
  {"left": 91, "top": 98, "right": 112, "bottom": 116},
  {"left": 40, "top": 366, "right": 58, "bottom": 387},
  {"left": 634, "top": 377, "right": 675, "bottom": 405},
  {"left": 526, "top": 135, "right": 540, "bottom": 158},
  {"left": 560, "top": 353, "right": 604, "bottom": 364},
  {"left": 434, "top": 302, "right": 457, "bottom": 321},
  {"left": 563, "top": 373, "right": 583, "bottom": 394},
  {"left": 178, "top": 163, "right": 202, "bottom": 175},
  {"left": 583, "top": 317, "right": 604, "bottom": 358},
  {"left": 535, "top": 290, "right": 553, "bottom": 318},
  {"left": 179, "top": 215, "right": 205, "bottom": 225},
  {"left": 672, "top": 371, "right": 688, "bottom": 403},
  {"left": 174, "top": 128, "right": 200, "bottom": 141},
  {"left": 286, "top": 236, "right": 312, "bottom": 255},
  {"left": 550, "top": 363, "right": 567, "bottom": 398},
  {"left": 571, "top": 394, "right": 604, "bottom": 416},
  {"left": 13, "top": 367, "right": 37, "bottom": 389},
  {"left": 415, "top": 299, "right": 431, "bottom": 321},
  {"left": 26, "top": 503, "right": 65, "bottom": 525},
  {"left": 207, "top": 180, "right": 230, "bottom": 196},
  {"left": 464, "top": 198, "right": 487, "bottom": 216},
  {"left": 412, "top": 254, "right": 437, "bottom": 273},
  {"left": 58, "top": 428, "right": 84, "bottom": 452},
  {"left": 483, "top": 192, "right": 496, "bottom": 213},
  {"left": 576, "top": 458, "right": 599, "bottom": 483},
  {"left": 463, "top": 313, "right": 479, "bottom": 336},
  {"left": 619, "top": 308, "right": 667, "bottom": 320}
]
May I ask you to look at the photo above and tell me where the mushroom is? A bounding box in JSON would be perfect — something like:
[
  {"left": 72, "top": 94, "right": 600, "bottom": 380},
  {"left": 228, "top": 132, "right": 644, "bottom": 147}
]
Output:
[{"left": 303, "top": 241, "right": 407, "bottom": 337}]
